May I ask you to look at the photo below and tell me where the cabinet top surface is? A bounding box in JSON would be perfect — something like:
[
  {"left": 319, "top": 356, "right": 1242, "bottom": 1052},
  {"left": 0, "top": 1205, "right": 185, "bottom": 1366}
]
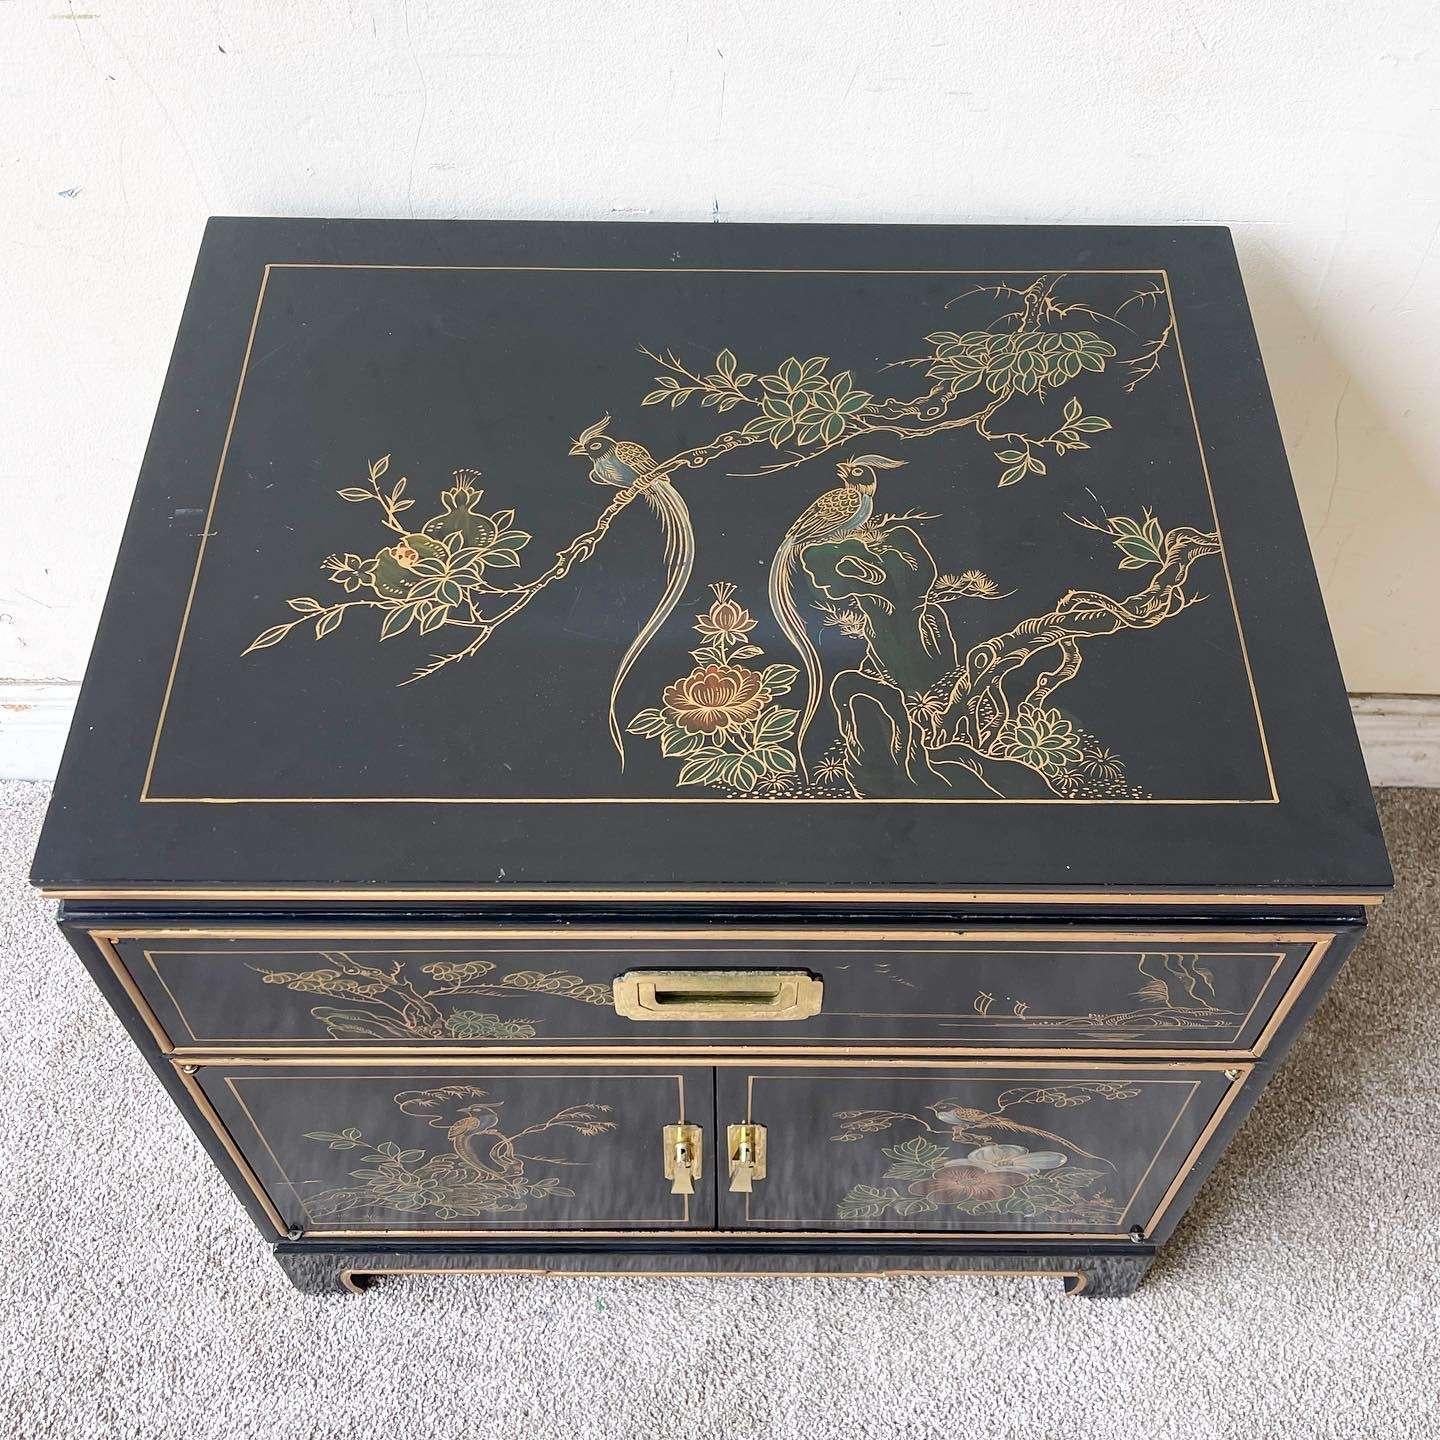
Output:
[{"left": 33, "top": 219, "right": 1389, "bottom": 897}]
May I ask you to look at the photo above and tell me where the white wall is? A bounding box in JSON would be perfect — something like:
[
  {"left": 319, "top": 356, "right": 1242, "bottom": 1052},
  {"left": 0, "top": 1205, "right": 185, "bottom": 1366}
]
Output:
[{"left": 4, "top": 0, "right": 1438, "bottom": 697}]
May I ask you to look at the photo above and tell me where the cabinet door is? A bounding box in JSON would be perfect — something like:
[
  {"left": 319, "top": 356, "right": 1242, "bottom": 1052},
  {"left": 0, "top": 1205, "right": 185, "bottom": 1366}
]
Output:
[
  {"left": 192, "top": 1063, "right": 715, "bottom": 1236},
  {"left": 716, "top": 1064, "right": 1239, "bottom": 1239}
]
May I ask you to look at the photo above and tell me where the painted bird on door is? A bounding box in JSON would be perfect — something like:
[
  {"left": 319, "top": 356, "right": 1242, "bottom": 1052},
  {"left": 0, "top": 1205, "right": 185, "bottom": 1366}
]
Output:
[
  {"left": 768, "top": 455, "right": 907, "bottom": 775},
  {"left": 927, "top": 1101, "right": 1108, "bottom": 1163},
  {"left": 569, "top": 415, "right": 695, "bottom": 768}
]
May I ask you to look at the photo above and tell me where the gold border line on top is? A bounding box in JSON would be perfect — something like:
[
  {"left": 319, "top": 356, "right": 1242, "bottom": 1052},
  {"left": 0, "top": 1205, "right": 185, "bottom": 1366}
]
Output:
[{"left": 139, "top": 264, "right": 1273, "bottom": 805}]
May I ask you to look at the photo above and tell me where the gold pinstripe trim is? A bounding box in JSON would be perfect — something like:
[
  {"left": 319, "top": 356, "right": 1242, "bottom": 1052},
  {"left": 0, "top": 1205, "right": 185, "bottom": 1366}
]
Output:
[
  {"left": 172, "top": 1063, "right": 287, "bottom": 1236},
  {"left": 91, "top": 927, "right": 1338, "bottom": 1061},
  {"left": 168, "top": 1055, "right": 1248, "bottom": 1243},
  {"left": 138, "top": 262, "right": 1278, "bottom": 808},
  {"left": 1143, "top": 1067, "right": 1250, "bottom": 1233}
]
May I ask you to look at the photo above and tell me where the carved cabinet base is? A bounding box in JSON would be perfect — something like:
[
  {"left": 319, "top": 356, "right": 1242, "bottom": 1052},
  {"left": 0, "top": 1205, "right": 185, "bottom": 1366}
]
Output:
[{"left": 275, "top": 1241, "right": 1157, "bottom": 1298}]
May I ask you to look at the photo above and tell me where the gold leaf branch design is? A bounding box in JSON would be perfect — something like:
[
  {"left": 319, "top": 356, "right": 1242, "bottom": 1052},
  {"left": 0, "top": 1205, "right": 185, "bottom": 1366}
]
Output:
[
  {"left": 244, "top": 272, "right": 1176, "bottom": 690},
  {"left": 373, "top": 428, "right": 766, "bottom": 685},
  {"left": 334, "top": 453, "right": 414, "bottom": 533},
  {"left": 831, "top": 1083, "right": 1139, "bottom": 1145},
  {"left": 640, "top": 273, "right": 1165, "bottom": 483},
  {"left": 1122, "top": 321, "right": 1175, "bottom": 393},
  {"left": 255, "top": 951, "right": 613, "bottom": 1041},
  {"left": 399, "top": 479, "right": 646, "bottom": 683},
  {"left": 305, "top": 1087, "right": 617, "bottom": 1218},
  {"left": 930, "top": 521, "right": 1221, "bottom": 755}
]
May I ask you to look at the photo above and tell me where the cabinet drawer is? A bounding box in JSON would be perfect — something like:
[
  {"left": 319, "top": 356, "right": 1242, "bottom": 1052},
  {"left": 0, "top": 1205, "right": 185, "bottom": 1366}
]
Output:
[
  {"left": 106, "top": 928, "right": 1332, "bottom": 1055},
  {"left": 187, "top": 1062, "right": 716, "bottom": 1237},
  {"left": 717, "top": 1062, "right": 1241, "bottom": 1240}
]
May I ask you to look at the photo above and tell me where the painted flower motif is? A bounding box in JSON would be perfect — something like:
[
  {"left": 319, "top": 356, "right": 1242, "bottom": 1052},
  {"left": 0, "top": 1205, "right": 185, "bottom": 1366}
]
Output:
[
  {"left": 421, "top": 474, "right": 532, "bottom": 568},
  {"left": 379, "top": 1184, "right": 443, "bottom": 1212},
  {"left": 403, "top": 540, "right": 490, "bottom": 611},
  {"left": 364, "top": 533, "right": 451, "bottom": 599},
  {"left": 909, "top": 1165, "right": 1016, "bottom": 1204},
  {"left": 999, "top": 702, "right": 1084, "bottom": 772},
  {"left": 348, "top": 1160, "right": 436, "bottom": 1199},
  {"left": 695, "top": 582, "right": 757, "bottom": 643},
  {"left": 907, "top": 1144, "right": 1067, "bottom": 1205},
  {"left": 663, "top": 663, "right": 772, "bottom": 735},
  {"left": 323, "top": 552, "right": 370, "bottom": 593},
  {"left": 958, "top": 1144, "right": 1068, "bottom": 1175}
]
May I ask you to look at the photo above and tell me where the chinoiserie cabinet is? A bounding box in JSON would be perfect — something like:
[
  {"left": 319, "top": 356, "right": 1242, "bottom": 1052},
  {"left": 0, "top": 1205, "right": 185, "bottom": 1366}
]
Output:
[{"left": 34, "top": 219, "right": 1389, "bottom": 1297}]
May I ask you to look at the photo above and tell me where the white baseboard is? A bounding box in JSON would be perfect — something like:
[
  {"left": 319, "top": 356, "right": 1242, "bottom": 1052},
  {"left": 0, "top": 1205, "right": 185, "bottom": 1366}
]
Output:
[
  {"left": 0, "top": 683, "right": 77, "bottom": 781},
  {"left": 1347, "top": 695, "right": 1440, "bottom": 788},
  {"left": 2, "top": 681, "right": 1438, "bottom": 787}
]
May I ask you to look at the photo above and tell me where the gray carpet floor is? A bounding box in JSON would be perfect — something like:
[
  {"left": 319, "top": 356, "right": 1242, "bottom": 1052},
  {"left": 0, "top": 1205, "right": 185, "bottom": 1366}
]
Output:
[{"left": 1, "top": 780, "right": 1436, "bottom": 1439}]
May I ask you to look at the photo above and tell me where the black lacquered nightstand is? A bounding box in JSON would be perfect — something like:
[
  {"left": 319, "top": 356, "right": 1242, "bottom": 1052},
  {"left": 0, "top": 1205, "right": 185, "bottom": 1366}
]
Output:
[{"left": 33, "top": 218, "right": 1389, "bottom": 1295}]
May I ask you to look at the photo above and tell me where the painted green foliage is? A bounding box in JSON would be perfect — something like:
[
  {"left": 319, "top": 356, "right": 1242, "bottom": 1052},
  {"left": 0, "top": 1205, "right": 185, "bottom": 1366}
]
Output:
[
  {"left": 831, "top": 1083, "right": 1139, "bottom": 1225},
  {"left": 239, "top": 272, "right": 1224, "bottom": 805},
  {"left": 253, "top": 952, "right": 611, "bottom": 1041},
  {"left": 837, "top": 1137, "right": 1119, "bottom": 1223},
  {"left": 303, "top": 1087, "right": 616, "bottom": 1221},
  {"left": 626, "top": 582, "right": 803, "bottom": 794}
]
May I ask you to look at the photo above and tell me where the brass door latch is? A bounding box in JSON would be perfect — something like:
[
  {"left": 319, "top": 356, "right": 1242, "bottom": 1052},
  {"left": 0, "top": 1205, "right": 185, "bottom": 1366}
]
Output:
[
  {"left": 727, "top": 1123, "right": 767, "bottom": 1193},
  {"left": 663, "top": 1123, "right": 702, "bottom": 1196}
]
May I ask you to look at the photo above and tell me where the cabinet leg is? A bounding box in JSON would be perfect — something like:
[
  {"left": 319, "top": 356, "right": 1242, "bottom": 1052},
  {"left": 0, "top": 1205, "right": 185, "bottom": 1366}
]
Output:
[
  {"left": 275, "top": 1248, "right": 362, "bottom": 1296},
  {"left": 1069, "top": 1251, "right": 1154, "bottom": 1298}
]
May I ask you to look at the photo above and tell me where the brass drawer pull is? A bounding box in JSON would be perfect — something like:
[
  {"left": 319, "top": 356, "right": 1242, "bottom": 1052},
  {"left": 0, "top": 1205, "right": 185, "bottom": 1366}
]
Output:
[
  {"left": 727, "top": 1123, "right": 767, "bottom": 1193},
  {"left": 613, "top": 969, "right": 822, "bottom": 1022},
  {"left": 663, "top": 1123, "right": 702, "bottom": 1196}
]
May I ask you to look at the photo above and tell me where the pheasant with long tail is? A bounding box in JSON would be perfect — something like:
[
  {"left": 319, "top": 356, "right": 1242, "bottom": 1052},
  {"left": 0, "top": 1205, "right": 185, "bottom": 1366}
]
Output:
[
  {"left": 927, "top": 1101, "right": 1111, "bottom": 1165},
  {"left": 569, "top": 415, "right": 695, "bottom": 767},
  {"left": 768, "top": 455, "right": 907, "bottom": 774}
]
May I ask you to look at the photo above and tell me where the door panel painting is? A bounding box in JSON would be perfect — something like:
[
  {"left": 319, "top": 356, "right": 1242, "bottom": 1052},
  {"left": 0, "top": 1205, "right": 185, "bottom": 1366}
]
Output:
[
  {"left": 718, "top": 1065, "right": 1234, "bottom": 1236},
  {"left": 197, "top": 1064, "right": 716, "bottom": 1235}
]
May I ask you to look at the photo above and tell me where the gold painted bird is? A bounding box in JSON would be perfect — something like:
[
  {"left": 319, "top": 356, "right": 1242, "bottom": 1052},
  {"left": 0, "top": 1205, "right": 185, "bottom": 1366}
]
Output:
[
  {"left": 768, "top": 455, "right": 907, "bottom": 774},
  {"left": 928, "top": 1102, "right": 1107, "bottom": 1163},
  {"left": 569, "top": 415, "right": 695, "bottom": 767}
]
